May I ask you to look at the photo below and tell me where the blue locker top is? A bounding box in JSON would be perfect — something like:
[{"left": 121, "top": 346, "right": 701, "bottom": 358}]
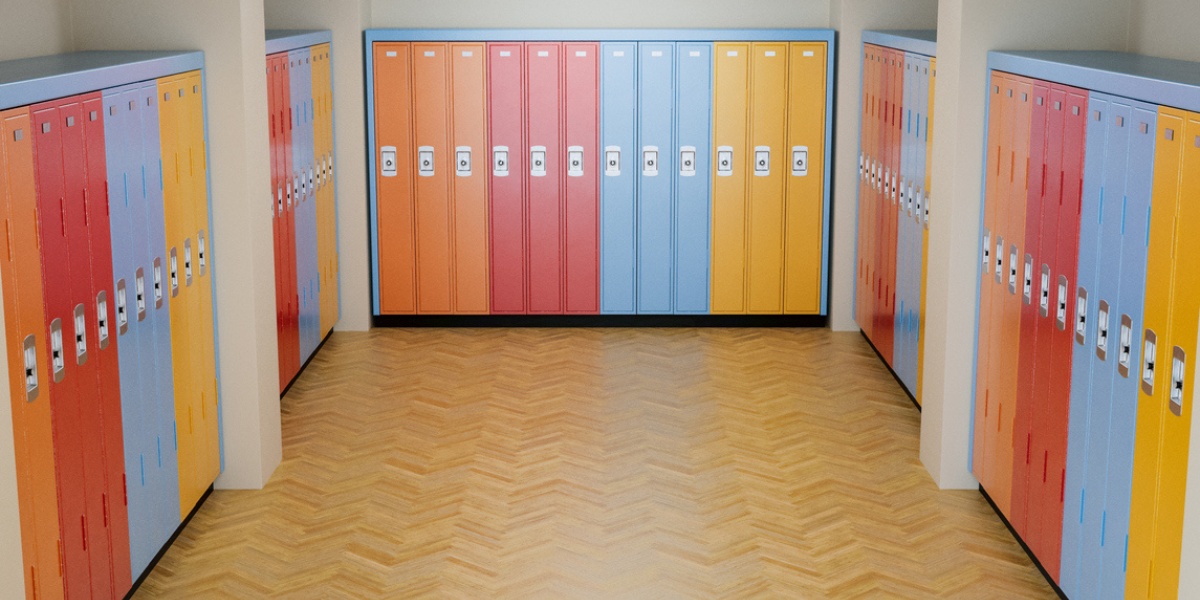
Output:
[
  {"left": 365, "top": 28, "right": 836, "bottom": 44},
  {"left": 267, "top": 29, "right": 333, "bottom": 55},
  {"left": 0, "top": 50, "right": 204, "bottom": 111},
  {"left": 989, "top": 50, "right": 1200, "bottom": 113},
  {"left": 862, "top": 30, "right": 936, "bottom": 57}
]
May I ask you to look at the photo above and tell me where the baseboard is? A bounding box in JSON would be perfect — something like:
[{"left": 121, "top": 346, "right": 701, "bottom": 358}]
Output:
[{"left": 372, "top": 314, "right": 829, "bottom": 328}]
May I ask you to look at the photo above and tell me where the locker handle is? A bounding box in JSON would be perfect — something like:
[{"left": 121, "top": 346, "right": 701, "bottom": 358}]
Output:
[
  {"left": 924, "top": 193, "right": 930, "bottom": 229},
  {"left": 418, "top": 146, "right": 435, "bottom": 177},
  {"left": 1039, "top": 265, "right": 1050, "bottom": 318},
  {"left": 1171, "top": 346, "right": 1186, "bottom": 417},
  {"left": 23, "top": 334, "right": 38, "bottom": 402},
  {"left": 96, "top": 291, "right": 109, "bottom": 351},
  {"left": 308, "top": 167, "right": 314, "bottom": 192},
  {"left": 1118, "top": 315, "right": 1133, "bottom": 378},
  {"left": 116, "top": 279, "right": 128, "bottom": 336},
  {"left": 792, "top": 146, "right": 808, "bottom": 177},
  {"left": 184, "top": 239, "right": 193, "bottom": 287},
  {"left": 891, "top": 171, "right": 898, "bottom": 203},
  {"left": 604, "top": 146, "right": 620, "bottom": 177},
  {"left": 493, "top": 146, "right": 509, "bottom": 177},
  {"left": 1074, "top": 287, "right": 1089, "bottom": 345},
  {"left": 49, "top": 319, "right": 64, "bottom": 383},
  {"left": 73, "top": 304, "right": 87, "bottom": 366},
  {"left": 858, "top": 151, "right": 864, "bottom": 180},
  {"left": 530, "top": 146, "right": 547, "bottom": 176},
  {"left": 456, "top": 146, "right": 473, "bottom": 177},
  {"left": 1095, "top": 300, "right": 1110, "bottom": 361},
  {"left": 1023, "top": 254, "right": 1033, "bottom": 305},
  {"left": 1008, "top": 245, "right": 1018, "bottom": 294},
  {"left": 380, "top": 146, "right": 397, "bottom": 177},
  {"left": 717, "top": 146, "right": 733, "bottom": 176},
  {"left": 1142, "top": 329, "right": 1157, "bottom": 395},
  {"left": 567, "top": 146, "right": 584, "bottom": 177},
  {"left": 1056, "top": 275, "right": 1069, "bottom": 330},
  {"left": 198, "top": 231, "right": 207, "bottom": 276},
  {"left": 994, "top": 236, "right": 1004, "bottom": 285},
  {"left": 753, "top": 146, "right": 770, "bottom": 177},
  {"left": 906, "top": 182, "right": 915, "bottom": 216},
  {"left": 680, "top": 146, "right": 697, "bottom": 177},
  {"left": 981, "top": 230, "right": 991, "bottom": 276},
  {"left": 169, "top": 248, "right": 179, "bottom": 298},
  {"left": 152, "top": 259, "right": 163, "bottom": 309},
  {"left": 642, "top": 146, "right": 659, "bottom": 177}
]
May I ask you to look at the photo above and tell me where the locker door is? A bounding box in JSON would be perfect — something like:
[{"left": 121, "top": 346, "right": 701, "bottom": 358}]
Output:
[
  {"left": 874, "top": 50, "right": 900, "bottom": 360},
  {"left": 855, "top": 46, "right": 872, "bottom": 332},
  {"left": 917, "top": 56, "right": 935, "bottom": 403},
  {"left": 711, "top": 43, "right": 749, "bottom": 314},
  {"left": 269, "top": 54, "right": 289, "bottom": 389},
  {"left": 782, "top": 42, "right": 827, "bottom": 315},
  {"left": 487, "top": 42, "right": 527, "bottom": 314},
  {"left": 279, "top": 59, "right": 300, "bottom": 380},
  {"left": 864, "top": 45, "right": 881, "bottom": 338},
  {"left": 895, "top": 53, "right": 915, "bottom": 388},
  {"left": 0, "top": 108, "right": 66, "bottom": 600},
  {"left": 526, "top": 43, "right": 564, "bottom": 314},
  {"left": 412, "top": 43, "right": 453, "bottom": 313},
  {"left": 450, "top": 43, "right": 490, "bottom": 314},
  {"left": 311, "top": 44, "right": 337, "bottom": 333},
  {"left": 674, "top": 42, "right": 713, "bottom": 314},
  {"left": 291, "top": 52, "right": 317, "bottom": 356},
  {"left": 637, "top": 42, "right": 675, "bottom": 314},
  {"left": 746, "top": 42, "right": 787, "bottom": 314},
  {"left": 562, "top": 42, "right": 599, "bottom": 314},
  {"left": 373, "top": 43, "right": 417, "bottom": 314},
  {"left": 599, "top": 42, "right": 637, "bottom": 314}
]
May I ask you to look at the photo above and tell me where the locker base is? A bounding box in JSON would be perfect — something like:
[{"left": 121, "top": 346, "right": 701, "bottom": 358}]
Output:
[
  {"left": 124, "top": 484, "right": 214, "bottom": 600},
  {"left": 978, "top": 485, "right": 1068, "bottom": 600},
  {"left": 281, "top": 329, "right": 336, "bottom": 398},
  {"left": 858, "top": 330, "right": 920, "bottom": 411},
  {"left": 373, "top": 314, "right": 828, "bottom": 328}
]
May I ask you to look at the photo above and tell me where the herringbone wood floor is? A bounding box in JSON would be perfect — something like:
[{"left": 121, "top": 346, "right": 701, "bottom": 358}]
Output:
[{"left": 135, "top": 328, "right": 1054, "bottom": 599}]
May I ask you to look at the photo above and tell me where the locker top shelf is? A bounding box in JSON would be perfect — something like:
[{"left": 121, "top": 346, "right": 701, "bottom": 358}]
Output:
[
  {"left": 267, "top": 30, "right": 333, "bottom": 55},
  {"left": 862, "top": 30, "right": 936, "bottom": 57},
  {"left": 989, "top": 50, "right": 1200, "bottom": 113},
  {"left": 364, "top": 28, "right": 836, "bottom": 44},
  {"left": 0, "top": 50, "right": 203, "bottom": 111}
]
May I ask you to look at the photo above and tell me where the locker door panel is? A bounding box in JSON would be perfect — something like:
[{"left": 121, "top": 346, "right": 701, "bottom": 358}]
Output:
[
  {"left": 782, "top": 42, "right": 827, "bottom": 315},
  {"left": 450, "top": 43, "right": 490, "bottom": 314},
  {"left": 563, "top": 42, "right": 599, "bottom": 314},
  {"left": 896, "top": 52, "right": 916, "bottom": 389},
  {"left": 637, "top": 42, "right": 675, "bottom": 314},
  {"left": 855, "top": 46, "right": 872, "bottom": 332},
  {"left": 268, "top": 55, "right": 284, "bottom": 389},
  {"left": 917, "top": 56, "right": 935, "bottom": 403},
  {"left": 526, "top": 43, "right": 564, "bottom": 314},
  {"left": 412, "top": 43, "right": 453, "bottom": 313},
  {"left": 0, "top": 108, "right": 66, "bottom": 600},
  {"left": 373, "top": 43, "right": 417, "bottom": 314},
  {"left": 674, "top": 42, "right": 713, "bottom": 314},
  {"left": 711, "top": 43, "right": 749, "bottom": 313},
  {"left": 487, "top": 43, "right": 527, "bottom": 314},
  {"left": 599, "top": 42, "right": 637, "bottom": 314},
  {"left": 291, "top": 53, "right": 318, "bottom": 358},
  {"left": 746, "top": 42, "right": 787, "bottom": 314}
]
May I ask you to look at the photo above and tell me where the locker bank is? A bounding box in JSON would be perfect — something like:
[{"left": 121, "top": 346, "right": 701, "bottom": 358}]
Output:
[{"left": 1, "top": 1, "right": 1199, "bottom": 598}]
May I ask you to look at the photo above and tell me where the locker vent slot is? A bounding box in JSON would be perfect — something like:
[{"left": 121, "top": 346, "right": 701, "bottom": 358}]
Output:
[
  {"left": 73, "top": 304, "right": 87, "bottom": 365},
  {"left": 1119, "top": 315, "right": 1133, "bottom": 377},
  {"left": 96, "top": 291, "right": 109, "bottom": 350},
  {"left": 1142, "top": 330, "right": 1157, "bottom": 395},
  {"left": 1096, "top": 300, "right": 1110, "bottom": 361},
  {"left": 50, "top": 319, "right": 64, "bottom": 382},
  {"left": 1171, "top": 346, "right": 1186, "bottom": 417},
  {"left": 23, "top": 334, "right": 38, "bottom": 401}
]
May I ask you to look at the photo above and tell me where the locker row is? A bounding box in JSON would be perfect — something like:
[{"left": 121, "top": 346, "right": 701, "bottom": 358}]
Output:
[
  {"left": 0, "top": 52, "right": 221, "bottom": 599},
  {"left": 366, "top": 30, "right": 834, "bottom": 316},
  {"left": 854, "top": 31, "right": 936, "bottom": 403},
  {"left": 969, "top": 51, "right": 1200, "bottom": 599},
  {"left": 267, "top": 30, "right": 340, "bottom": 393}
]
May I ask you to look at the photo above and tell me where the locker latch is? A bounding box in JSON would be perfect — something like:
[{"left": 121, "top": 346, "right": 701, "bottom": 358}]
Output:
[
  {"left": 994, "top": 236, "right": 1004, "bottom": 285},
  {"left": 169, "top": 248, "right": 179, "bottom": 298},
  {"left": 1008, "top": 245, "right": 1018, "bottom": 295},
  {"left": 680, "top": 146, "right": 697, "bottom": 177},
  {"left": 899, "top": 178, "right": 907, "bottom": 208},
  {"left": 567, "top": 146, "right": 584, "bottom": 177},
  {"left": 135, "top": 268, "right": 147, "bottom": 321},
  {"left": 530, "top": 146, "right": 547, "bottom": 177},
  {"left": 380, "top": 146, "right": 397, "bottom": 177},
  {"left": 884, "top": 167, "right": 892, "bottom": 200},
  {"left": 184, "top": 239, "right": 194, "bottom": 287},
  {"left": 290, "top": 177, "right": 298, "bottom": 207},
  {"left": 1056, "top": 275, "right": 1069, "bottom": 331},
  {"left": 981, "top": 229, "right": 991, "bottom": 276},
  {"left": 906, "top": 183, "right": 915, "bottom": 216},
  {"left": 1142, "top": 329, "right": 1157, "bottom": 395},
  {"left": 1119, "top": 315, "right": 1133, "bottom": 378},
  {"left": 1023, "top": 254, "right": 1033, "bottom": 305},
  {"left": 456, "top": 146, "right": 472, "bottom": 177},
  {"left": 754, "top": 146, "right": 770, "bottom": 177},
  {"left": 23, "top": 334, "right": 38, "bottom": 402},
  {"left": 198, "top": 231, "right": 207, "bottom": 277},
  {"left": 858, "top": 152, "right": 864, "bottom": 180},
  {"left": 1170, "top": 346, "right": 1186, "bottom": 417},
  {"left": 96, "top": 291, "right": 109, "bottom": 351},
  {"left": 924, "top": 193, "right": 930, "bottom": 229},
  {"left": 1039, "top": 265, "right": 1050, "bottom": 318},
  {"left": 152, "top": 259, "right": 164, "bottom": 309},
  {"left": 418, "top": 146, "right": 435, "bottom": 177},
  {"left": 116, "top": 279, "right": 128, "bottom": 336},
  {"left": 493, "top": 146, "right": 509, "bottom": 177},
  {"left": 50, "top": 318, "right": 64, "bottom": 383},
  {"left": 604, "top": 146, "right": 620, "bottom": 177},
  {"left": 73, "top": 304, "right": 87, "bottom": 366},
  {"left": 717, "top": 146, "right": 733, "bottom": 177},
  {"left": 1074, "top": 287, "right": 1089, "bottom": 345},
  {"left": 792, "top": 146, "right": 808, "bottom": 177},
  {"left": 308, "top": 167, "right": 314, "bottom": 192},
  {"left": 643, "top": 146, "right": 659, "bottom": 177},
  {"left": 1096, "top": 300, "right": 1110, "bottom": 361},
  {"left": 277, "top": 186, "right": 284, "bottom": 216}
]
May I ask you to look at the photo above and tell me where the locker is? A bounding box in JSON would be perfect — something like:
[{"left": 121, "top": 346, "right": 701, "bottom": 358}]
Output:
[
  {"left": 411, "top": 43, "right": 454, "bottom": 313},
  {"left": 894, "top": 53, "right": 916, "bottom": 390},
  {"left": 782, "top": 42, "right": 828, "bottom": 315},
  {"left": 746, "top": 42, "right": 787, "bottom": 314},
  {"left": 291, "top": 52, "right": 319, "bottom": 356},
  {"left": 487, "top": 42, "right": 526, "bottom": 314},
  {"left": 269, "top": 54, "right": 290, "bottom": 389},
  {"left": 861, "top": 45, "right": 881, "bottom": 339},
  {"left": 599, "top": 42, "right": 637, "bottom": 314},
  {"left": 525, "top": 43, "right": 564, "bottom": 314},
  {"left": 674, "top": 42, "right": 713, "bottom": 314},
  {"left": 855, "top": 46, "right": 873, "bottom": 333},
  {"left": 278, "top": 56, "right": 300, "bottom": 381},
  {"left": 711, "top": 43, "right": 749, "bottom": 313},
  {"left": 562, "top": 42, "right": 599, "bottom": 314},
  {"left": 373, "top": 43, "right": 417, "bottom": 314},
  {"left": 873, "top": 50, "right": 900, "bottom": 361},
  {"left": 0, "top": 108, "right": 66, "bottom": 600},
  {"left": 312, "top": 44, "right": 339, "bottom": 332},
  {"left": 637, "top": 42, "right": 675, "bottom": 314},
  {"left": 917, "top": 56, "right": 935, "bottom": 403},
  {"left": 450, "top": 42, "right": 490, "bottom": 314}
]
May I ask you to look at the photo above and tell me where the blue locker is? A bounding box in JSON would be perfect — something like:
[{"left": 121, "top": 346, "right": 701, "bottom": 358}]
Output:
[
  {"left": 894, "top": 52, "right": 916, "bottom": 392},
  {"left": 673, "top": 42, "right": 713, "bottom": 314},
  {"left": 290, "top": 48, "right": 318, "bottom": 360},
  {"left": 600, "top": 43, "right": 637, "bottom": 314},
  {"left": 637, "top": 42, "right": 675, "bottom": 314},
  {"left": 1059, "top": 92, "right": 1111, "bottom": 599}
]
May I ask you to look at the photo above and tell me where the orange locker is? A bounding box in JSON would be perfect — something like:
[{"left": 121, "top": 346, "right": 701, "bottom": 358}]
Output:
[
  {"left": 782, "top": 42, "right": 827, "bottom": 314},
  {"left": 450, "top": 43, "right": 490, "bottom": 314},
  {"left": 411, "top": 43, "right": 454, "bottom": 313},
  {"left": 746, "top": 43, "right": 788, "bottom": 313},
  {"left": 373, "top": 43, "right": 417, "bottom": 314}
]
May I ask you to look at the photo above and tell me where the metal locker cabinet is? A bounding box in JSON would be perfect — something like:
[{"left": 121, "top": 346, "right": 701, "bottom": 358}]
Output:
[
  {"left": 411, "top": 43, "right": 454, "bottom": 314},
  {"left": 290, "top": 53, "right": 317, "bottom": 355},
  {"left": 487, "top": 42, "right": 527, "bottom": 314},
  {"left": 269, "top": 54, "right": 289, "bottom": 389},
  {"left": 312, "top": 44, "right": 338, "bottom": 331},
  {"left": 1099, "top": 103, "right": 1156, "bottom": 598},
  {"left": 599, "top": 42, "right": 637, "bottom": 314},
  {"left": 782, "top": 42, "right": 827, "bottom": 315},
  {"left": 869, "top": 46, "right": 883, "bottom": 337},
  {"left": 301, "top": 55, "right": 320, "bottom": 354},
  {"left": 449, "top": 43, "right": 490, "bottom": 314},
  {"left": 636, "top": 42, "right": 675, "bottom": 314},
  {"left": 917, "top": 56, "right": 935, "bottom": 403},
  {"left": 873, "top": 49, "right": 899, "bottom": 360},
  {"left": 0, "top": 108, "right": 66, "bottom": 600},
  {"left": 895, "top": 53, "right": 915, "bottom": 388},
  {"left": 854, "top": 46, "right": 873, "bottom": 333},
  {"left": 562, "top": 42, "right": 599, "bottom": 314},
  {"left": 912, "top": 54, "right": 931, "bottom": 397},
  {"left": 711, "top": 43, "right": 749, "bottom": 314},
  {"left": 277, "top": 58, "right": 300, "bottom": 381},
  {"left": 745, "top": 43, "right": 787, "bottom": 314},
  {"left": 525, "top": 43, "right": 564, "bottom": 314},
  {"left": 674, "top": 42, "right": 713, "bottom": 315},
  {"left": 373, "top": 43, "right": 418, "bottom": 315}
]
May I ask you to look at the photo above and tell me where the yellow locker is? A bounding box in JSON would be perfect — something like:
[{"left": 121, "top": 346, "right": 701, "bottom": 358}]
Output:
[
  {"left": 313, "top": 43, "right": 338, "bottom": 336},
  {"left": 746, "top": 42, "right": 788, "bottom": 313},
  {"left": 711, "top": 43, "right": 750, "bottom": 313},
  {"left": 916, "top": 57, "right": 934, "bottom": 402},
  {"left": 782, "top": 42, "right": 827, "bottom": 314},
  {"left": 1127, "top": 107, "right": 1188, "bottom": 600}
]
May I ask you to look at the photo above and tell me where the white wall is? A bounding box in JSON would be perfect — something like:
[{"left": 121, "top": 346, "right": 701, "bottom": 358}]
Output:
[
  {"left": 369, "top": 0, "right": 829, "bottom": 28},
  {"left": 0, "top": 0, "right": 72, "bottom": 60},
  {"left": 1129, "top": 0, "right": 1200, "bottom": 61}
]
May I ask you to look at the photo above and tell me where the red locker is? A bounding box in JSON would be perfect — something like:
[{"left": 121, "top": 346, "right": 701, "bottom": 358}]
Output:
[
  {"left": 874, "top": 49, "right": 900, "bottom": 364},
  {"left": 488, "top": 43, "right": 527, "bottom": 314},
  {"left": 269, "top": 54, "right": 289, "bottom": 390},
  {"left": 526, "top": 43, "right": 564, "bottom": 314},
  {"left": 563, "top": 42, "right": 599, "bottom": 314}
]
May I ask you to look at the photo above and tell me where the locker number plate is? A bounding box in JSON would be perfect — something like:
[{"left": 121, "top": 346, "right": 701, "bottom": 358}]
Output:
[
  {"left": 381, "top": 146, "right": 397, "bottom": 177},
  {"left": 791, "top": 146, "right": 808, "bottom": 176}
]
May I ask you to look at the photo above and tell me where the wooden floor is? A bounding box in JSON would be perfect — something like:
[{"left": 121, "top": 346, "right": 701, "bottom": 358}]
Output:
[{"left": 135, "top": 328, "right": 1055, "bottom": 598}]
